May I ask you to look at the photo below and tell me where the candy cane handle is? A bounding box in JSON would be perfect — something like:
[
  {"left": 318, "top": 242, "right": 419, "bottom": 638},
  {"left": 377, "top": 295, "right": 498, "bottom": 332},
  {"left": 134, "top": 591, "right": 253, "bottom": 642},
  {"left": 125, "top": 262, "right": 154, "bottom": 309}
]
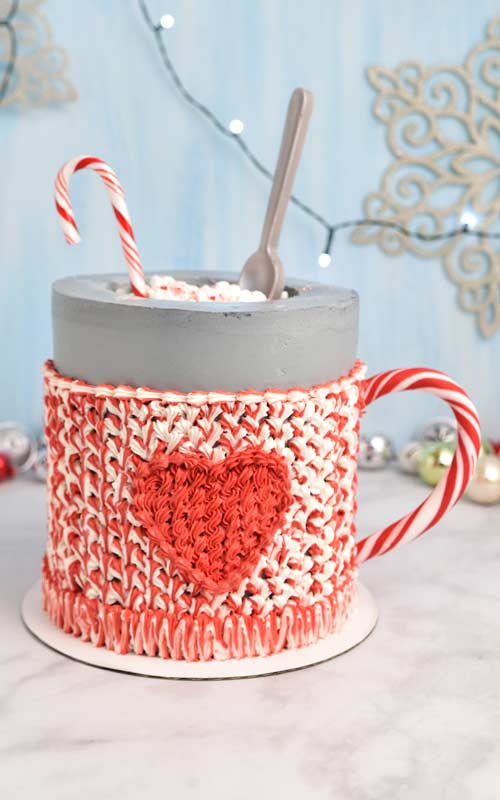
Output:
[
  {"left": 355, "top": 368, "right": 481, "bottom": 565},
  {"left": 55, "top": 155, "right": 148, "bottom": 298}
]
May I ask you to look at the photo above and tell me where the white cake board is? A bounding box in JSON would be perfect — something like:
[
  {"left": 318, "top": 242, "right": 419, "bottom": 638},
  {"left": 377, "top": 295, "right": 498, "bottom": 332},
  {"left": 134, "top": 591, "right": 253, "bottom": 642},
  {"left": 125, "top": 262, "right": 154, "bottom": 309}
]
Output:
[{"left": 22, "top": 581, "right": 378, "bottom": 680}]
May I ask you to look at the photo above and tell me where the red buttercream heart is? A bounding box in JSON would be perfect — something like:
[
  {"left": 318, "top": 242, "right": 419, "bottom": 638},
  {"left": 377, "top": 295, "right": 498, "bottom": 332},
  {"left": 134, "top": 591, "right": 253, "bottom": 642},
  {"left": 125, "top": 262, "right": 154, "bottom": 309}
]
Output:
[{"left": 131, "top": 446, "right": 293, "bottom": 594}]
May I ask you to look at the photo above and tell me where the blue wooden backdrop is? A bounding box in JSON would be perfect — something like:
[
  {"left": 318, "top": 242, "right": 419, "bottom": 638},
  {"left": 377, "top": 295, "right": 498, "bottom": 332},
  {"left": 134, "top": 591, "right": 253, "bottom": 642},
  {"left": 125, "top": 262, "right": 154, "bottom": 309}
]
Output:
[{"left": 1, "top": 0, "right": 499, "bottom": 444}]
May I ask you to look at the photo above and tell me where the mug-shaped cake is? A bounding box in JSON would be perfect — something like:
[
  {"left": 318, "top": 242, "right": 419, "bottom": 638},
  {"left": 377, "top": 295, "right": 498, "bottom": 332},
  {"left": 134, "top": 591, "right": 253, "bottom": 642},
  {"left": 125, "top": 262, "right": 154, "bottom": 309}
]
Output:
[{"left": 41, "top": 273, "right": 481, "bottom": 662}]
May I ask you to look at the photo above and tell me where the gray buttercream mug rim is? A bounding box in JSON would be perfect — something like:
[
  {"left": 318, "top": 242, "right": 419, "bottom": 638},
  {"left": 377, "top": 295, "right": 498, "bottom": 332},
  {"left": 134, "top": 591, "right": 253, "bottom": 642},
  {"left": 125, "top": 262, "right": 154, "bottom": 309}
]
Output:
[
  {"left": 51, "top": 271, "right": 359, "bottom": 392},
  {"left": 52, "top": 271, "right": 358, "bottom": 315}
]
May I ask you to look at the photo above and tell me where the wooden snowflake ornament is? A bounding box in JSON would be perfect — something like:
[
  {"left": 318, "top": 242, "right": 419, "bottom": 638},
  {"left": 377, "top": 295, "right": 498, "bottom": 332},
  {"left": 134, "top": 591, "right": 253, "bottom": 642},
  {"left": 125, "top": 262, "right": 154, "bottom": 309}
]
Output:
[{"left": 353, "top": 17, "right": 500, "bottom": 338}]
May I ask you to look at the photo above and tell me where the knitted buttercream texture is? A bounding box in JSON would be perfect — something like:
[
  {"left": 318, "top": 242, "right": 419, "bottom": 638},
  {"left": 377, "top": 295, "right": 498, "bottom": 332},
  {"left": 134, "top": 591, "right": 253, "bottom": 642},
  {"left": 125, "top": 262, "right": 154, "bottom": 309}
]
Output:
[{"left": 42, "top": 359, "right": 366, "bottom": 661}]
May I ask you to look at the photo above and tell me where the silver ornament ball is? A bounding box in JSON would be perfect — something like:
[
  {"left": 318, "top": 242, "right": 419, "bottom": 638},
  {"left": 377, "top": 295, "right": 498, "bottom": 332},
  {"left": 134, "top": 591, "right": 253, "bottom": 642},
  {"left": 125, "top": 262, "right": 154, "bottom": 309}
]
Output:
[
  {"left": 0, "top": 422, "right": 37, "bottom": 472},
  {"left": 417, "top": 417, "right": 457, "bottom": 445},
  {"left": 359, "top": 433, "right": 394, "bottom": 470},
  {"left": 398, "top": 440, "right": 423, "bottom": 475},
  {"left": 32, "top": 439, "right": 48, "bottom": 482},
  {"left": 465, "top": 455, "right": 500, "bottom": 505}
]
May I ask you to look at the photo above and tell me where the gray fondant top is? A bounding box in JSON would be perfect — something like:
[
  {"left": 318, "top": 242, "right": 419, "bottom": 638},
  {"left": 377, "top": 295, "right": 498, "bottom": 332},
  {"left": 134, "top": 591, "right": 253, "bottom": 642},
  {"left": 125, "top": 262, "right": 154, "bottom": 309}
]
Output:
[{"left": 52, "top": 272, "right": 359, "bottom": 392}]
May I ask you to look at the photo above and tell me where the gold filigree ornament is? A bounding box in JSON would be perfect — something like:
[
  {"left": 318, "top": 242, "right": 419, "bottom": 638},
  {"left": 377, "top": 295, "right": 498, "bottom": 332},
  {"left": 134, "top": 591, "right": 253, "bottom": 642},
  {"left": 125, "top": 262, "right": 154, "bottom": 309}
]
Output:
[
  {"left": 0, "top": 0, "right": 77, "bottom": 107},
  {"left": 352, "top": 17, "right": 500, "bottom": 338}
]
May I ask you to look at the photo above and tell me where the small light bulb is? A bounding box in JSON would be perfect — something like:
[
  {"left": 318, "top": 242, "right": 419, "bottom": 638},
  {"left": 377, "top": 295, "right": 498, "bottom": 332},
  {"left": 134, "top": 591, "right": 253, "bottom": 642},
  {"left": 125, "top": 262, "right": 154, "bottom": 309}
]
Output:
[
  {"left": 159, "top": 13, "right": 175, "bottom": 29},
  {"left": 318, "top": 253, "right": 331, "bottom": 268},
  {"left": 460, "top": 210, "right": 478, "bottom": 230},
  {"left": 229, "top": 119, "right": 244, "bottom": 135}
]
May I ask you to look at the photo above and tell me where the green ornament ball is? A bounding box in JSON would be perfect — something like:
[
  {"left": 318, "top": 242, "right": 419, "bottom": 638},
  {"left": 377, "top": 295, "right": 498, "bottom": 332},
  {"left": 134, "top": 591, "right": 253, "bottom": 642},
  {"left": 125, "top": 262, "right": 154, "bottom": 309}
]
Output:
[
  {"left": 417, "top": 442, "right": 455, "bottom": 487},
  {"left": 417, "top": 440, "right": 493, "bottom": 488},
  {"left": 481, "top": 439, "right": 493, "bottom": 456}
]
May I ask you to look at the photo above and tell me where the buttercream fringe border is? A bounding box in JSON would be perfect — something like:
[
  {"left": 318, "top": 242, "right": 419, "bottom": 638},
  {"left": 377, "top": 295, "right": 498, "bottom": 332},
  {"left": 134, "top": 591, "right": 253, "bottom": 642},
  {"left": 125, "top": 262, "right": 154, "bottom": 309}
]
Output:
[{"left": 42, "top": 566, "right": 358, "bottom": 662}]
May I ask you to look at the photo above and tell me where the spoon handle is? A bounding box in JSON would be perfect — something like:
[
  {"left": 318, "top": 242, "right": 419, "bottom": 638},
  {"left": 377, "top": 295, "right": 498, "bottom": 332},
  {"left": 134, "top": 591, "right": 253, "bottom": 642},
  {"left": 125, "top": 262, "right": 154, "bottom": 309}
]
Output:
[{"left": 259, "top": 88, "right": 314, "bottom": 253}]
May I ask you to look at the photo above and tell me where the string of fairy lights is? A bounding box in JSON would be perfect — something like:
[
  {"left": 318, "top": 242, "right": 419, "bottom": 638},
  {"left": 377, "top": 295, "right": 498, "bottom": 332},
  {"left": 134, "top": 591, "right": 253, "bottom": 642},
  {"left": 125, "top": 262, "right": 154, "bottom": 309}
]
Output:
[
  {"left": 137, "top": 0, "right": 500, "bottom": 267},
  {"left": 1, "top": 3, "right": 499, "bottom": 262},
  {"left": 0, "top": 0, "right": 18, "bottom": 104}
]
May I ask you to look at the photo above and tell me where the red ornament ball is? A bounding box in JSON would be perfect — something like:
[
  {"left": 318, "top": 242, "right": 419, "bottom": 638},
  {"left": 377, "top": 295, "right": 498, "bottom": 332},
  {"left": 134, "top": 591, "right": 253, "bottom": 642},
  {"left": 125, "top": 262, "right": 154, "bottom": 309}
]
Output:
[{"left": 0, "top": 452, "right": 15, "bottom": 481}]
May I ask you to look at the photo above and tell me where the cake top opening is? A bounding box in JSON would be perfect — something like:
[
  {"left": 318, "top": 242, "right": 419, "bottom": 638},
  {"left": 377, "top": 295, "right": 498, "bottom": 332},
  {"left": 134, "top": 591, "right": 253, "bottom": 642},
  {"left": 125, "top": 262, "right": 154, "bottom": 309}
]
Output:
[{"left": 114, "top": 275, "right": 288, "bottom": 302}]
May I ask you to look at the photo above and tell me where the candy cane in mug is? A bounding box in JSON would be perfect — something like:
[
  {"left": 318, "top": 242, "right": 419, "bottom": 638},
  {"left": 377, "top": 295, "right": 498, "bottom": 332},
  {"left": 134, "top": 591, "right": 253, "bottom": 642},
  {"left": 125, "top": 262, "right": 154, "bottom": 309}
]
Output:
[{"left": 55, "top": 155, "right": 148, "bottom": 298}]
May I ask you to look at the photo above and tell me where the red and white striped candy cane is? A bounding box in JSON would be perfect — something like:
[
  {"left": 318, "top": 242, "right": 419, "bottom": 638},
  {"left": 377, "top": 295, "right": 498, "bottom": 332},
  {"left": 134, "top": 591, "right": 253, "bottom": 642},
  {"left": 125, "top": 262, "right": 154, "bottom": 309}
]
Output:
[
  {"left": 356, "top": 368, "right": 481, "bottom": 564},
  {"left": 55, "top": 155, "right": 148, "bottom": 298}
]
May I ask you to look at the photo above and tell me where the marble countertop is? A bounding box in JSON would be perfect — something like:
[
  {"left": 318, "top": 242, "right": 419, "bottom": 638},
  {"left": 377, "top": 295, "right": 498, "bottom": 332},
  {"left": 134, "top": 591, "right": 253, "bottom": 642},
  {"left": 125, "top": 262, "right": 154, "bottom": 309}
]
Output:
[{"left": 1, "top": 471, "right": 498, "bottom": 799}]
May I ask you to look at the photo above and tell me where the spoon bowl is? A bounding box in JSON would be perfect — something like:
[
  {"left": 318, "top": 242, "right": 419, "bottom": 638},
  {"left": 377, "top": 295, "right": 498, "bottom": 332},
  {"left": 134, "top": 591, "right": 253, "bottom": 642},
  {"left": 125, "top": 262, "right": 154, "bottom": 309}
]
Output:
[{"left": 239, "top": 249, "right": 284, "bottom": 298}]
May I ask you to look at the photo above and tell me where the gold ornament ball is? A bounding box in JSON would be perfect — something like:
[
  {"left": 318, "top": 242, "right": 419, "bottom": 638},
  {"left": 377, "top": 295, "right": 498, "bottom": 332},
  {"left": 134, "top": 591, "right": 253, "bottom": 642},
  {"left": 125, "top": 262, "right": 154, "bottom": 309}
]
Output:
[
  {"left": 417, "top": 442, "right": 455, "bottom": 487},
  {"left": 465, "top": 455, "right": 500, "bottom": 505}
]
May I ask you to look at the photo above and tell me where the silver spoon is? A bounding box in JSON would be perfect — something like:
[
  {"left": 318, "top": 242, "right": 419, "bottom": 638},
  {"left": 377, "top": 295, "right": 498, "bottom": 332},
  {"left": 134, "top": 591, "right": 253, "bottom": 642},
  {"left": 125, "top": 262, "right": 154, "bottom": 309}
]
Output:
[{"left": 239, "top": 87, "right": 314, "bottom": 300}]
